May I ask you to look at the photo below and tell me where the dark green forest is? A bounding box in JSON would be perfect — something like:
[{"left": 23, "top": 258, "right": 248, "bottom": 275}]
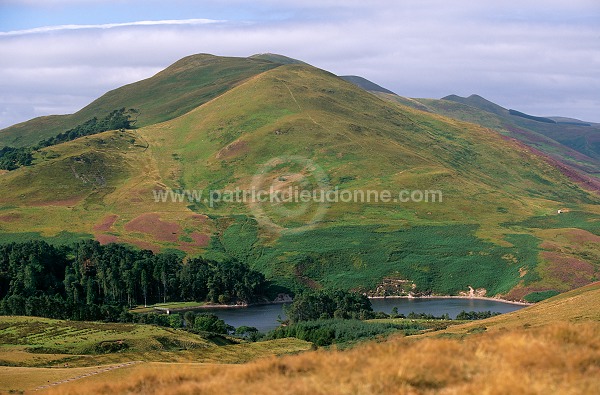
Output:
[{"left": 0, "top": 240, "right": 268, "bottom": 321}]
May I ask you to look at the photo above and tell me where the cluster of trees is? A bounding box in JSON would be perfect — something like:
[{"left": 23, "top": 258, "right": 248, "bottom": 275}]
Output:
[
  {"left": 128, "top": 311, "right": 259, "bottom": 340},
  {"left": 388, "top": 308, "right": 451, "bottom": 320},
  {"left": 508, "top": 109, "right": 556, "bottom": 124},
  {"left": 0, "top": 146, "right": 33, "bottom": 170},
  {"left": 386, "top": 308, "right": 500, "bottom": 321},
  {"left": 455, "top": 310, "right": 500, "bottom": 320},
  {"left": 283, "top": 289, "right": 373, "bottom": 323},
  {"left": 267, "top": 319, "right": 424, "bottom": 347},
  {"left": 0, "top": 108, "right": 138, "bottom": 171},
  {"left": 0, "top": 240, "right": 268, "bottom": 322},
  {"left": 157, "top": 311, "right": 234, "bottom": 334},
  {"left": 35, "top": 108, "right": 137, "bottom": 149}
]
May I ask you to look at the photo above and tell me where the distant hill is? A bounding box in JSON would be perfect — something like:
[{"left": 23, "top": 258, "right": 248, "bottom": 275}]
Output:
[
  {"left": 441, "top": 94, "right": 508, "bottom": 116},
  {"left": 508, "top": 109, "right": 556, "bottom": 124},
  {"left": 339, "top": 75, "right": 396, "bottom": 94},
  {"left": 549, "top": 116, "right": 593, "bottom": 126},
  {"left": 439, "top": 95, "right": 600, "bottom": 163},
  {"left": 371, "top": 92, "right": 600, "bottom": 180},
  {"left": 403, "top": 94, "right": 600, "bottom": 178}
]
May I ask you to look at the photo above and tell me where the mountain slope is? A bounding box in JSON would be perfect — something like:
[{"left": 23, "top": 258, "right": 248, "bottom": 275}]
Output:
[
  {"left": 441, "top": 94, "right": 507, "bottom": 116},
  {"left": 249, "top": 53, "right": 306, "bottom": 65},
  {"left": 1, "top": 55, "right": 599, "bottom": 300},
  {"left": 347, "top": 83, "right": 600, "bottom": 181},
  {"left": 0, "top": 54, "right": 281, "bottom": 148},
  {"left": 340, "top": 75, "right": 396, "bottom": 94},
  {"left": 370, "top": 93, "right": 600, "bottom": 181},
  {"left": 440, "top": 94, "right": 600, "bottom": 168}
]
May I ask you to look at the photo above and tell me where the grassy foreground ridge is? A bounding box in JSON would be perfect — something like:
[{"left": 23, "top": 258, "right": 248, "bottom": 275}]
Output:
[{"left": 1, "top": 282, "right": 594, "bottom": 394}]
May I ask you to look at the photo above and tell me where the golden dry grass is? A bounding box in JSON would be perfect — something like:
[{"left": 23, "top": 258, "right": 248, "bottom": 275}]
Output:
[
  {"left": 0, "top": 363, "right": 138, "bottom": 393},
  {"left": 41, "top": 321, "right": 600, "bottom": 395}
]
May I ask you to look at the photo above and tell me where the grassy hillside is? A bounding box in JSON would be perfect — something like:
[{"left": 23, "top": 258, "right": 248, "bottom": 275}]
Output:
[
  {"left": 0, "top": 54, "right": 281, "bottom": 148},
  {"left": 441, "top": 94, "right": 600, "bottom": 164},
  {"left": 0, "top": 316, "right": 311, "bottom": 392},
  {"left": 1, "top": 56, "right": 599, "bottom": 299},
  {"left": 0, "top": 316, "right": 310, "bottom": 367},
  {"left": 135, "top": 63, "right": 600, "bottom": 297},
  {"left": 38, "top": 283, "right": 600, "bottom": 395},
  {"left": 0, "top": 316, "right": 212, "bottom": 358},
  {"left": 419, "top": 94, "right": 600, "bottom": 177}
]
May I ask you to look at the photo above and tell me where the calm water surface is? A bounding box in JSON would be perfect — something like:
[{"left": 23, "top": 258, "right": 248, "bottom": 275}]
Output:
[{"left": 203, "top": 298, "right": 526, "bottom": 332}]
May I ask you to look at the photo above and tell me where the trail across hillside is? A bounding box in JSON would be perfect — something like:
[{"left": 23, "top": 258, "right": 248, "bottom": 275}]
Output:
[{"left": 34, "top": 361, "right": 141, "bottom": 392}]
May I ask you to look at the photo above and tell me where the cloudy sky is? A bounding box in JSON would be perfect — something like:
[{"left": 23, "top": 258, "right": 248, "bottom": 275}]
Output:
[{"left": 0, "top": 0, "right": 599, "bottom": 129}]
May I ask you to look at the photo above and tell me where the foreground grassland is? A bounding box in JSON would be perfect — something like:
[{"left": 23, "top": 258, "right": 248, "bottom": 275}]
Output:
[
  {"left": 36, "top": 282, "right": 600, "bottom": 395},
  {"left": 40, "top": 322, "right": 600, "bottom": 395}
]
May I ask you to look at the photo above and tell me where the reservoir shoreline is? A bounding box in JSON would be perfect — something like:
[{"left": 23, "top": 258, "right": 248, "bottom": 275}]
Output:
[
  {"left": 368, "top": 295, "right": 532, "bottom": 306},
  {"left": 152, "top": 294, "right": 531, "bottom": 314}
]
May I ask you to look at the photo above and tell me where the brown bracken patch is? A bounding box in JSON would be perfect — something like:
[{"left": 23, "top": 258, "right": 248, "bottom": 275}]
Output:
[
  {"left": 562, "top": 228, "right": 600, "bottom": 245},
  {"left": 124, "top": 213, "right": 181, "bottom": 242},
  {"left": 190, "top": 232, "right": 210, "bottom": 247},
  {"left": 504, "top": 284, "right": 555, "bottom": 301},
  {"left": 0, "top": 213, "right": 21, "bottom": 223},
  {"left": 93, "top": 214, "right": 119, "bottom": 231},
  {"left": 190, "top": 214, "right": 208, "bottom": 223},
  {"left": 216, "top": 140, "right": 249, "bottom": 159},
  {"left": 541, "top": 251, "right": 595, "bottom": 289}
]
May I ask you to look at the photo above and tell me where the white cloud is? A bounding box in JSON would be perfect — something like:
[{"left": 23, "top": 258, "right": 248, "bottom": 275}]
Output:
[{"left": 0, "top": 19, "right": 222, "bottom": 36}]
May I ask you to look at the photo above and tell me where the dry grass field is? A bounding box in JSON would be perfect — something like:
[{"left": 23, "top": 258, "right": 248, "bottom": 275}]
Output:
[{"left": 40, "top": 321, "right": 600, "bottom": 395}]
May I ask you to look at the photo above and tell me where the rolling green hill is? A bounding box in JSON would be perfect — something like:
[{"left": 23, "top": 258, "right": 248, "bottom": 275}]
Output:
[
  {"left": 0, "top": 54, "right": 282, "bottom": 148},
  {"left": 1, "top": 54, "right": 599, "bottom": 301}
]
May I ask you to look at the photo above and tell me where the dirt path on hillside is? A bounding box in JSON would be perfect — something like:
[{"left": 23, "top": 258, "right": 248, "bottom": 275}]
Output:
[{"left": 33, "top": 361, "right": 141, "bottom": 392}]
